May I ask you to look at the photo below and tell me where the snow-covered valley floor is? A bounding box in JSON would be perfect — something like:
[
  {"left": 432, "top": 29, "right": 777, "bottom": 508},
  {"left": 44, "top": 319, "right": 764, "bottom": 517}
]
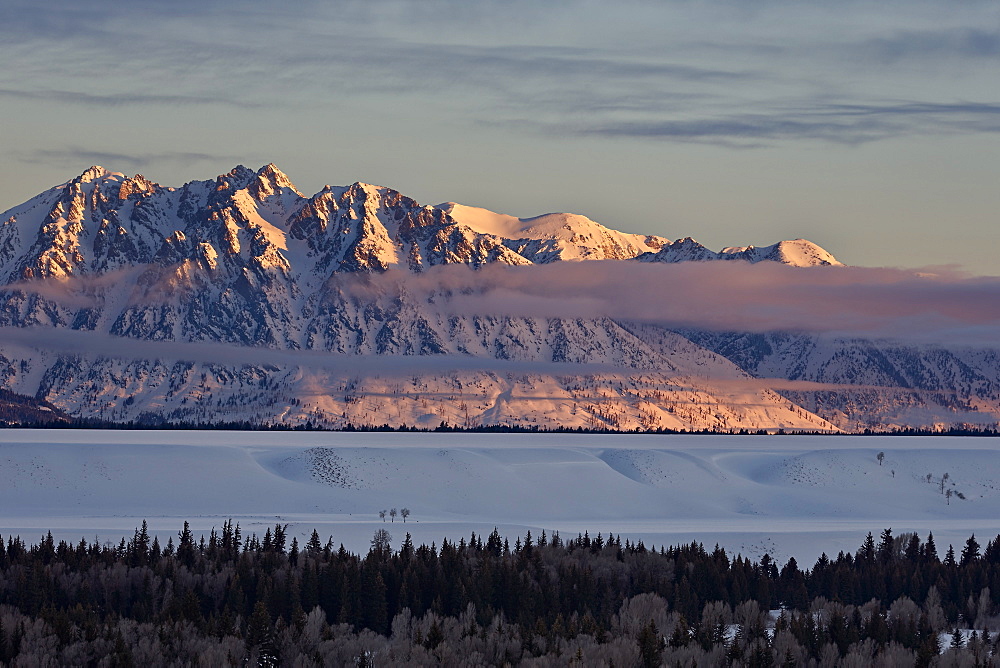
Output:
[{"left": 1, "top": 430, "right": 998, "bottom": 565}]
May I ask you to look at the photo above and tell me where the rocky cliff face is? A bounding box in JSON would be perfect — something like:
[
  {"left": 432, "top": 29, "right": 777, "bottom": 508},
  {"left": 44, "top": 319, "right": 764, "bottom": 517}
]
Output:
[{"left": 0, "top": 164, "right": 994, "bottom": 431}]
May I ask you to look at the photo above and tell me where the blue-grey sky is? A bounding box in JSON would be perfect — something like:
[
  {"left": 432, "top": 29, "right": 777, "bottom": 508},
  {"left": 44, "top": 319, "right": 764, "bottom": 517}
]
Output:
[{"left": 2, "top": 0, "right": 999, "bottom": 273}]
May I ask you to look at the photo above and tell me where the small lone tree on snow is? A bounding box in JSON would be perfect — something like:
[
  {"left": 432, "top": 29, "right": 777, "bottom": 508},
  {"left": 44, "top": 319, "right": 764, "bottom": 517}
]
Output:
[
  {"left": 401, "top": 508, "right": 410, "bottom": 523},
  {"left": 390, "top": 508, "right": 398, "bottom": 523},
  {"left": 877, "top": 451, "right": 885, "bottom": 466},
  {"left": 379, "top": 510, "right": 387, "bottom": 522}
]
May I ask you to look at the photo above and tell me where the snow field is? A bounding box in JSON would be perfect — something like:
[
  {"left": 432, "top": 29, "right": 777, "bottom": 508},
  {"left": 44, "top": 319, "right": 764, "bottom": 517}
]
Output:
[{"left": 1, "top": 430, "right": 998, "bottom": 564}]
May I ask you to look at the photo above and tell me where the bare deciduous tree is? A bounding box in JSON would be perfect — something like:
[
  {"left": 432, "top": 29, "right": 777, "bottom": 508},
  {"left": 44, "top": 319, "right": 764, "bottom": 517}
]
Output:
[
  {"left": 390, "top": 508, "right": 398, "bottom": 523},
  {"left": 401, "top": 508, "right": 410, "bottom": 523},
  {"left": 371, "top": 528, "right": 391, "bottom": 552}
]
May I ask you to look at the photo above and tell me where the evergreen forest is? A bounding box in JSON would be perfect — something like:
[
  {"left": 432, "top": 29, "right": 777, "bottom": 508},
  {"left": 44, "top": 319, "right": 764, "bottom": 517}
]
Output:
[{"left": 2, "top": 523, "right": 1000, "bottom": 665}]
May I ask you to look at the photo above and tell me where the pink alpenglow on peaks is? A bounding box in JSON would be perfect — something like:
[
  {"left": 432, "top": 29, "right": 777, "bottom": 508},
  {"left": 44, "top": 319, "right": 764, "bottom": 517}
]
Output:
[{"left": 2, "top": 164, "right": 998, "bottom": 433}]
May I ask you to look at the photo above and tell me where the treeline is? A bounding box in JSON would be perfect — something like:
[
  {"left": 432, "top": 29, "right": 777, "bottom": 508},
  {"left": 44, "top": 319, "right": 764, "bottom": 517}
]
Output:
[
  {"left": 0, "top": 389, "right": 70, "bottom": 426},
  {"left": 4, "top": 414, "right": 999, "bottom": 436},
  {"left": 2, "top": 526, "right": 1000, "bottom": 665}
]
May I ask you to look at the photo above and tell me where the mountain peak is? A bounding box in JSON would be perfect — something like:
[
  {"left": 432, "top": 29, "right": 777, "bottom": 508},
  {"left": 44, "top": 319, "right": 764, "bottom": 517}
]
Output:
[
  {"left": 76, "top": 166, "right": 113, "bottom": 183},
  {"left": 257, "top": 163, "right": 293, "bottom": 186},
  {"left": 720, "top": 239, "right": 843, "bottom": 267},
  {"left": 116, "top": 174, "right": 157, "bottom": 199},
  {"left": 214, "top": 165, "right": 257, "bottom": 192},
  {"left": 636, "top": 236, "right": 841, "bottom": 266},
  {"left": 770, "top": 239, "right": 842, "bottom": 267},
  {"left": 252, "top": 163, "right": 301, "bottom": 198}
]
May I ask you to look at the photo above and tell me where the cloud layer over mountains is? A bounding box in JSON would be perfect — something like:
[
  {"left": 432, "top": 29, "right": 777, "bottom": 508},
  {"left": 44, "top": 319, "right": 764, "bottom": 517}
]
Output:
[
  {"left": 345, "top": 261, "right": 1000, "bottom": 347},
  {"left": 7, "top": 260, "right": 1000, "bottom": 350}
]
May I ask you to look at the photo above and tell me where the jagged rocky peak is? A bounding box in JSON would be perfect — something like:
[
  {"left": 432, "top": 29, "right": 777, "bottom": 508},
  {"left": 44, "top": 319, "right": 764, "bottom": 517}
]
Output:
[
  {"left": 67, "top": 166, "right": 139, "bottom": 200},
  {"left": 250, "top": 163, "right": 302, "bottom": 199},
  {"left": 258, "top": 162, "right": 292, "bottom": 185},
  {"left": 76, "top": 165, "right": 115, "bottom": 183},
  {"left": 2, "top": 163, "right": 842, "bottom": 277},
  {"left": 116, "top": 174, "right": 158, "bottom": 200},
  {"left": 214, "top": 164, "right": 258, "bottom": 192}
]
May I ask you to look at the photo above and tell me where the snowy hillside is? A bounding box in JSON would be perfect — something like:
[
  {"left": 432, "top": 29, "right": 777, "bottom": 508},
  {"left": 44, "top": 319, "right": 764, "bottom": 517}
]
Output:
[
  {"left": 440, "top": 201, "right": 843, "bottom": 266},
  {"left": 684, "top": 331, "right": 1000, "bottom": 432},
  {"left": 439, "top": 202, "right": 670, "bottom": 262},
  {"left": 1, "top": 430, "right": 997, "bottom": 564}
]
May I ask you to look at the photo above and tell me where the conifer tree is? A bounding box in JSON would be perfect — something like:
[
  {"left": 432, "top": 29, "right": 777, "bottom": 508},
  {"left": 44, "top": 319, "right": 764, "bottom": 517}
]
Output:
[
  {"left": 177, "top": 521, "right": 195, "bottom": 567},
  {"left": 960, "top": 534, "right": 980, "bottom": 566},
  {"left": 246, "top": 600, "right": 278, "bottom": 666}
]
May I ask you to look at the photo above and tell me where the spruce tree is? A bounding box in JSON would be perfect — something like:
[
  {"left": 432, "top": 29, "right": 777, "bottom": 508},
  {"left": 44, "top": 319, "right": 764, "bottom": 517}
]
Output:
[
  {"left": 960, "top": 534, "right": 981, "bottom": 566},
  {"left": 246, "top": 600, "right": 277, "bottom": 666}
]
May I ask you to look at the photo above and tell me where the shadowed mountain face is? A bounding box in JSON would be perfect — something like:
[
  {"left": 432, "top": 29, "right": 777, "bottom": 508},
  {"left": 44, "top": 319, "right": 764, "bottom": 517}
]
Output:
[
  {"left": 0, "top": 388, "right": 70, "bottom": 425},
  {"left": 0, "top": 164, "right": 993, "bottom": 432}
]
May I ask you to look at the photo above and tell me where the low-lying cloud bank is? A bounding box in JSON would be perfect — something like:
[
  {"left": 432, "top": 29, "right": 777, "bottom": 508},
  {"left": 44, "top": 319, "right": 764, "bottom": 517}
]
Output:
[
  {"left": 0, "top": 327, "right": 938, "bottom": 397},
  {"left": 5, "top": 260, "right": 1000, "bottom": 347},
  {"left": 0, "top": 327, "right": 619, "bottom": 376},
  {"left": 360, "top": 261, "right": 1000, "bottom": 346},
  {"left": 4, "top": 261, "right": 999, "bottom": 398}
]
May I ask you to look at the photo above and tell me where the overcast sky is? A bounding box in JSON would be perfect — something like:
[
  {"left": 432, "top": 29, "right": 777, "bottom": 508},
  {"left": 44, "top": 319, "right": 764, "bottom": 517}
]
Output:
[{"left": 2, "top": 0, "right": 999, "bottom": 273}]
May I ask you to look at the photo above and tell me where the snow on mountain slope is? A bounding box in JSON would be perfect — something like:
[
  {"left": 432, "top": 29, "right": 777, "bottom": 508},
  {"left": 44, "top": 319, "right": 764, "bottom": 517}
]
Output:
[
  {"left": 439, "top": 202, "right": 670, "bottom": 262},
  {"left": 0, "top": 317, "right": 838, "bottom": 432},
  {"left": 438, "top": 201, "right": 841, "bottom": 266},
  {"left": 683, "top": 330, "right": 1000, "bottom": 431},
  {"left": 434, "top": 202, "right": 526, "bottom": 237},
  {"left": 720, "top": 239, "right": 843, "bottom": 266},
  {"left": 637, "top": 237, "right": 842, "bottom": 267}
]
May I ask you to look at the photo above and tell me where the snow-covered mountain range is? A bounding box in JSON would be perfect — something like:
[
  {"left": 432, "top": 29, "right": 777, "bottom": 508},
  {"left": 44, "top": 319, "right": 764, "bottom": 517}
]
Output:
[{"left": 0, "top": 164, "right": 994, "bottom": 431}]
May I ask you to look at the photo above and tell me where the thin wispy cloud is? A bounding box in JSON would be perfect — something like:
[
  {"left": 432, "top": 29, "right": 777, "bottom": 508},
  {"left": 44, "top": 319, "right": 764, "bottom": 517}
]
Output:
[
  {"left": 860, "top": 28, "right": 1000, "bottom": 62},
  {"left": 4, "top": 0, "right": 997, "bottom": 148},
  {"left": 0, "top": 326, "right": 624, "bottom": 378},
  {"left": 547, "top": 100, "right": 1000, "bottom": 146},
  {"left": 17, "top": 148, "right": 242, "bottom": 171},
  {"left": 0, "top": 88, "right": 266, "bottom": 109}
]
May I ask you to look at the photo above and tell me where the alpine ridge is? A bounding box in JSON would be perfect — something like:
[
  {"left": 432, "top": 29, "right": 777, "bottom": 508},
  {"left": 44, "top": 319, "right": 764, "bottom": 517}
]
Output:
[{"left": 0, "top": 164, "right": 995, "bottom": 432}]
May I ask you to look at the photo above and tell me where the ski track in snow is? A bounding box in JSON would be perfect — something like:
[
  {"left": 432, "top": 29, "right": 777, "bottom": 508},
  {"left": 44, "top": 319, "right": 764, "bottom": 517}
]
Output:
[{"left": 1, "top": 430, "right": 999, "bottom": 564}]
